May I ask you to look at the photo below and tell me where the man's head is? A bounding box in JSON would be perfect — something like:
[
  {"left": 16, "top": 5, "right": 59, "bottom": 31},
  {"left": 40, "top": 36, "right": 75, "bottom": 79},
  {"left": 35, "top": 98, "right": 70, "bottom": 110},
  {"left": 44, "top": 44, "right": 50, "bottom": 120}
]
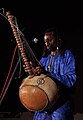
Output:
[{"left": 44, "top": 28, "right": 59, "bottom": 51}]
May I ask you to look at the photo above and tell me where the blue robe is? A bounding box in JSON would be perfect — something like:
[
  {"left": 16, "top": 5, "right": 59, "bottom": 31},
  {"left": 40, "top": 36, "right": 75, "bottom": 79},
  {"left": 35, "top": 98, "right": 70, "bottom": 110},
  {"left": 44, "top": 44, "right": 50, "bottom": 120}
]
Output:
[{"left": 33, "top": 50, "right": 76, "bottom": 120}]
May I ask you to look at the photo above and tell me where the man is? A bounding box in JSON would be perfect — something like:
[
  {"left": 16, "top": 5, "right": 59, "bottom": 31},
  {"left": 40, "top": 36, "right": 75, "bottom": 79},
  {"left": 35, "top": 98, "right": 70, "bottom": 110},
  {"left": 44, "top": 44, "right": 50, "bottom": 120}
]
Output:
[{"left": 24, "top": 27, "right": 76, "bottom": 120}]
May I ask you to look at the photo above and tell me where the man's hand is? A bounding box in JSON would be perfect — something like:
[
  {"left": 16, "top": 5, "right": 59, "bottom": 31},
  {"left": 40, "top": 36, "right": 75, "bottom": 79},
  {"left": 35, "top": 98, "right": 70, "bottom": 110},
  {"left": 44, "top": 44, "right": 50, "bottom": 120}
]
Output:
[{"left": 23, "top": 62, "right": 44, "bottom": 75}]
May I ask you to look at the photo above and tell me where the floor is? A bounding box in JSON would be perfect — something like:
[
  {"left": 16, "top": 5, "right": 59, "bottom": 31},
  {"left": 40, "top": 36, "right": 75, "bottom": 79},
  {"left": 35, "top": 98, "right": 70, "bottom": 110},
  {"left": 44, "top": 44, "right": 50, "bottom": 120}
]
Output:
[{"left": 0, "top": 112, "right": 83, "bottom": 120}]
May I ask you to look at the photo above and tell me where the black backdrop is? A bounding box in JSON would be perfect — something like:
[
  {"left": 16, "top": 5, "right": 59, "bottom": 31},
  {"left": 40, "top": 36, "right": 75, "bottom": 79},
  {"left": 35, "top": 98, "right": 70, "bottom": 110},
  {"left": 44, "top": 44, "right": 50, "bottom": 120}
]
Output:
[{"left": 0, "top": 1, "right": 83, "bottom": 114}]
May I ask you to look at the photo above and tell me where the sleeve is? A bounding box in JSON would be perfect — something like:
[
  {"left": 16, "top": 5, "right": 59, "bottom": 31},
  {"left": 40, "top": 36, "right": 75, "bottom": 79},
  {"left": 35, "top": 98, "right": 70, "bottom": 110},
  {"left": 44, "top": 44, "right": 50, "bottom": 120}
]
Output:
[{"left": 49, "top": 51, "right": 76, "bottom": 87}]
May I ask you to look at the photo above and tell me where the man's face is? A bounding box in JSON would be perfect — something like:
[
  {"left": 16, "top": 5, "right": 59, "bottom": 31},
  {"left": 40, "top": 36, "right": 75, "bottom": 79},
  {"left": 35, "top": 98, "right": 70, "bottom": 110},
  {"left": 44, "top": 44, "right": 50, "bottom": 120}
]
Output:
[{"left": 44, "top": 32, "right": 58, "bottom": 51}]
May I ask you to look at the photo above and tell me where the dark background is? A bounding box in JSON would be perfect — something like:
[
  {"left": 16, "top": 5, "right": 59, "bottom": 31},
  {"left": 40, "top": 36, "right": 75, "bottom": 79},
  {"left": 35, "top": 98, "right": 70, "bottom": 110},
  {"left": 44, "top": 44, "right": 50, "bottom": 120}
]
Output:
[{"left": 0, "top": 0, "right": 83, "bottom": 114}]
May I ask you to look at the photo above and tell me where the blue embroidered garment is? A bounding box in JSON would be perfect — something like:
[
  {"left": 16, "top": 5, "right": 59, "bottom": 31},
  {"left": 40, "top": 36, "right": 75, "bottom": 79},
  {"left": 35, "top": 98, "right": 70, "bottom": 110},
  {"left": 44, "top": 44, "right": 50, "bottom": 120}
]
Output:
[{"left": 33, "top": 50, "right": 76, "bottom": 120}]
